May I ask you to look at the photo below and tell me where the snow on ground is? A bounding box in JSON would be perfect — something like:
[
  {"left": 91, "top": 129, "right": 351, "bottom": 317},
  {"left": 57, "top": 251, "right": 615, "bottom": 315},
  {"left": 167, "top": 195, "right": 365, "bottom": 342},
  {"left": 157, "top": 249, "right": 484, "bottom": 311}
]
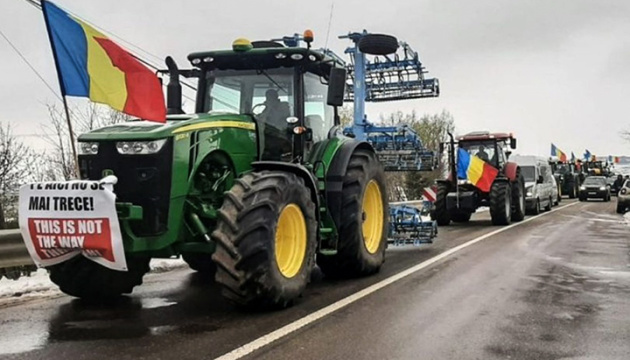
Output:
[
  {"left": 0, "top": 269, "right": 59, "bottom": 303},
  {"left": 0, "top": 257, "right": 189, "bottom": 305}
]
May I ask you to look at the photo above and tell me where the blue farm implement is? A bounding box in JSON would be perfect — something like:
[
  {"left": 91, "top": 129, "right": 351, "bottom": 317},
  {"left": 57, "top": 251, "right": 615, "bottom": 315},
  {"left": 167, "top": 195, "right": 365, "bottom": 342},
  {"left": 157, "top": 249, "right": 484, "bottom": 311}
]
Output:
[{"left": 389, "top": 202, "right": 437, "bottom": 246}]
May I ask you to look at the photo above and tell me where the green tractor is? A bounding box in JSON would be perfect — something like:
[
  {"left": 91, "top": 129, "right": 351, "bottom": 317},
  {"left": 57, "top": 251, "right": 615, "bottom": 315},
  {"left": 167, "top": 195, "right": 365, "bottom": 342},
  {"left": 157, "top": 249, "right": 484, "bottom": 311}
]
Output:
[{"left": 49, "top": 32, "right": 389, "bottom": 308}]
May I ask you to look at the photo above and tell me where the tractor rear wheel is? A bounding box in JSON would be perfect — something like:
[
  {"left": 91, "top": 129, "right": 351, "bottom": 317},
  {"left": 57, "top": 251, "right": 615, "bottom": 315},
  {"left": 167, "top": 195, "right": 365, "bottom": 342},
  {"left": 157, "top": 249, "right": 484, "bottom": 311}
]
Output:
[
  {"left": 48, "top": 255, "right": 150, "bottom": 301},
  {"left": 490, "top": 181, "right": 512, "bottom": 225},
  {"left": 317, "top": 150, "right": 388, "bottom": 279},
  {"left": 432, "top": 183, "right": 451, "bottom": 226},
  {"left": 450, "top": 211, "right": 471, "bottom": 223},
  {"left": 358, "top": 34, "right": 399, "bottom": 55},
  {"left": 182, "top": 253, "right": 217, "bottom": 275},
  {"left": 212, "top": 171, "right": 317, "bottom": 308}
]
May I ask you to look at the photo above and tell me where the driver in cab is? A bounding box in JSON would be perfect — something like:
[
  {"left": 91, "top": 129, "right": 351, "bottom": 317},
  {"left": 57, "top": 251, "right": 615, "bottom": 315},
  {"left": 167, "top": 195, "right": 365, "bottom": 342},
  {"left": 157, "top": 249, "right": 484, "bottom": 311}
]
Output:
[
  {"left": 476, "top": 145, "right": 490, "bottom": 163},
  {"left": 259, "top": 89, "right": 291, "bottom": 131},
  {"left": 258, "top": 89, "right": 292, "bottom": 159}
]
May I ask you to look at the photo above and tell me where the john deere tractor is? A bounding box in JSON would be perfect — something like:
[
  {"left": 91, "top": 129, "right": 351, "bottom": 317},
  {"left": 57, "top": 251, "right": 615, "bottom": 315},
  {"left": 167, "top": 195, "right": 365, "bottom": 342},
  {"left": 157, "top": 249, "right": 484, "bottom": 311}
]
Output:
[
  {"left": 433, "top": 131, "right": 526, "bottom": 226},
  {"left": 49, "top": 32, "right": 389, "bottom": 307}
]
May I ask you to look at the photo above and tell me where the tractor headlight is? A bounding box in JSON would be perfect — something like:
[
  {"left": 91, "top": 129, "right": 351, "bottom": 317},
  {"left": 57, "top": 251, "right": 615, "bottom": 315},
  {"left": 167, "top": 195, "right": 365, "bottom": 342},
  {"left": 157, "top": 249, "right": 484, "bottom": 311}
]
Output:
[
  {"left": 599, "top": 186, "right": 606, "bottom": 191},
  {"left": 78, "top": 142, "right": 99, "bottom": 155},
  {"left": 580, "top": 186, "right": 586, "bottom": 190},
  {"left": 116, "top": 139, "right": 167, "bottom": 155}
]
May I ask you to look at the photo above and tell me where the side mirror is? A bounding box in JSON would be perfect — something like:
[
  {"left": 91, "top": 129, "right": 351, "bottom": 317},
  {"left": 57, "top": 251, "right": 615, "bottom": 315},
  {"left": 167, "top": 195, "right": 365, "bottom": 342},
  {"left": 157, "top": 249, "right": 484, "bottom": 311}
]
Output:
[
  {"left": 505, "top": 150, "right": 512, "bottom": 159},
  {"left": 537, "top": 175, "right": 544, "bottom": 184},
  {"left": 327, "top": 67, "right": 346, "bottom": 107},
  {"left": 510, "top": 137, "right": 517, "bottom": 150}
]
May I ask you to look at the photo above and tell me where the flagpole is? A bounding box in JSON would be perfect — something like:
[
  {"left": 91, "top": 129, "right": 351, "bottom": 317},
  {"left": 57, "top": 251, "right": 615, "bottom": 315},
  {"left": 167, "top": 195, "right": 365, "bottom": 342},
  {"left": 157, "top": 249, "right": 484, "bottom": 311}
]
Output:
[{"left": 41, "top": 0, "right": 79, "bottom": 178}]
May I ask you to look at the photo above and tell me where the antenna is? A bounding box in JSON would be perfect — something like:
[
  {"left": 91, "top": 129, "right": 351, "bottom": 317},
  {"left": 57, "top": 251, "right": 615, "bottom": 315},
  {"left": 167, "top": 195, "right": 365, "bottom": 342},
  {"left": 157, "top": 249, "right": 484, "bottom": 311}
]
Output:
[{"left": 324, "top": 1, "right": 335, "bottom": 49}]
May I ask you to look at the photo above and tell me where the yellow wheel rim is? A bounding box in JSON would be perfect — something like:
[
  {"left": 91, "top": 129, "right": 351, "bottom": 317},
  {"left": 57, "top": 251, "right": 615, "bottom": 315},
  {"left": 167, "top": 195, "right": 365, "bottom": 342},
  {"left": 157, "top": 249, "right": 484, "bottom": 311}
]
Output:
[
  {"left": 275, "top": 203, "right": 307, "bottom": 278},
  {"left": 362, "top": 180, "right": 384, "bottom": 254}
]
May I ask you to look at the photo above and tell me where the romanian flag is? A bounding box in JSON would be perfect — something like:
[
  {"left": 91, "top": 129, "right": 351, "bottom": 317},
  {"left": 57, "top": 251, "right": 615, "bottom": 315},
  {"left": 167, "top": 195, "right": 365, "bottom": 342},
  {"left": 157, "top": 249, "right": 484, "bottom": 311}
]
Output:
[
  {"left": 457, "top": 148, "right": 499, "bottom": 192},
  {"left": 42, "top": 1, "right": 165, "bottom": 122},
  {"left": 551, "top": 143, "right": 567, "bottom": 162}
]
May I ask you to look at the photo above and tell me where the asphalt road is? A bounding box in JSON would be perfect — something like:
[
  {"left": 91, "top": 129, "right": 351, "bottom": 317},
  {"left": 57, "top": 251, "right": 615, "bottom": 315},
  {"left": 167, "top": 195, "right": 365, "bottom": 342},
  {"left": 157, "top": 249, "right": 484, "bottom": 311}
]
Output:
[{"left": 1, "top": 199, "right": 629, "bottom": 360}]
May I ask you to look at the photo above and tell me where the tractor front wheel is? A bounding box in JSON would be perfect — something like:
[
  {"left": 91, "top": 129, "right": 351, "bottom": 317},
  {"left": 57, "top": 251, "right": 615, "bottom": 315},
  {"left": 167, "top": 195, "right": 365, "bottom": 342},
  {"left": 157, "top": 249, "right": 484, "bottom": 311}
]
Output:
[
  {"left": 490, "top": 181, "right": 512, "bottom": 225},
  {"left": 432, "top": 183, "right": 451, "bottom": 226},
  {"left": 212, "top": 171, "right": 317, "bottom": 309},
  {"left": 317, "top": 149, "right": 388, "bottom": 279},
  {"left": 48, "top": 255, "right": 150, "bottom": 301}
]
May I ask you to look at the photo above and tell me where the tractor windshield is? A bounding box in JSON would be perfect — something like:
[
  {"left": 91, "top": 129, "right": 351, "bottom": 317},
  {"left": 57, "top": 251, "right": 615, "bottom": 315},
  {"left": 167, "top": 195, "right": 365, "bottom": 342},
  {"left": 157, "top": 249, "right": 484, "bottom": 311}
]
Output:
[
  {"left": 459, "top": 140, "right": 503, "bottom": 168},
  {"left": 555, "top": 164, "right": 569, "bottom": 174},
  {"left": 204, "top": 68, "right": 294, "bottom": 118}
]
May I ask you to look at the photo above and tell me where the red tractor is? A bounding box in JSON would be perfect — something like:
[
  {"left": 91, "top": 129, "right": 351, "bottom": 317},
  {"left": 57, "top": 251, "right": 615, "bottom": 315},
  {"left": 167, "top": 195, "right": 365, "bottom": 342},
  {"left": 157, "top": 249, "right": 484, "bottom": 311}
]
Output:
[{"left": 433, "top": 131, "right": 526, "bottom": 226}]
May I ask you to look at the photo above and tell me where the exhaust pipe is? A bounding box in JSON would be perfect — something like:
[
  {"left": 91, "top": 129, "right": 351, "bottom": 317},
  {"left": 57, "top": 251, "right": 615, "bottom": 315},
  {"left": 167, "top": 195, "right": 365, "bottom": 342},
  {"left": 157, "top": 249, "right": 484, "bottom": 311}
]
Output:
[
  {"left": 165, "top": 56, "right": 183, "bottom": 115},
  {"left": 447, "top": 131, "right": 456, "bottom": 186}
]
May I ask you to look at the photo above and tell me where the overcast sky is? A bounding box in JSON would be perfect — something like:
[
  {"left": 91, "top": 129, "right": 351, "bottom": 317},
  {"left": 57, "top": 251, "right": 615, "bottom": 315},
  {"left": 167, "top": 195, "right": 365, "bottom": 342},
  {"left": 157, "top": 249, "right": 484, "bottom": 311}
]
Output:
[{"left": 2, "top": 0, "right": 630, "bottom": 157}]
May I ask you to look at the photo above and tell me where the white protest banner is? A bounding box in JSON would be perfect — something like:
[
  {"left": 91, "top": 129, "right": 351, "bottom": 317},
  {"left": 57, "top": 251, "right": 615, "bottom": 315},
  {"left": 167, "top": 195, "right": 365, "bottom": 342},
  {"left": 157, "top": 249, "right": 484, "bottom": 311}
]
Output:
[{"left": 18, "top": 176, "right": 127, "bottom": 271}]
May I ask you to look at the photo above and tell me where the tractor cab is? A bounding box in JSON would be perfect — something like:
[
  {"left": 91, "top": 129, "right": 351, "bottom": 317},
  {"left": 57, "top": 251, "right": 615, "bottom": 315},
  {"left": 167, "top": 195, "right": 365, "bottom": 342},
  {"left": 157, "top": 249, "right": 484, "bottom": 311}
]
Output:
[
  {"left": 456, "top": 132, "right": 517, "bottom": 171},
  {"left": 163, "top": 33, "right": 347, "bottom": 163}
]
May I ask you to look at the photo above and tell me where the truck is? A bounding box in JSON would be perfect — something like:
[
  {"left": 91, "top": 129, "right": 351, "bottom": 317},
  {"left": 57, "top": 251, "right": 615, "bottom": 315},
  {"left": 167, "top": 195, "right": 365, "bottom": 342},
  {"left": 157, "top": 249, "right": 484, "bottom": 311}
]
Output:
[
  {"left": 47, "top": 31, "right": 390, "bottom": 308},
  {"left": 433, "top": 131, "right": 526, "bottom": 226}
]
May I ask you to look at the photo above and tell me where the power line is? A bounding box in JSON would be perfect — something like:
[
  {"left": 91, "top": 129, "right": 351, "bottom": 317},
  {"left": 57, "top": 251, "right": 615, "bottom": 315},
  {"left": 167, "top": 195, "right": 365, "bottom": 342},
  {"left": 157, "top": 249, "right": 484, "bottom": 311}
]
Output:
[{"left": 0, "top": 26, "right": 62, "bottom": 102}]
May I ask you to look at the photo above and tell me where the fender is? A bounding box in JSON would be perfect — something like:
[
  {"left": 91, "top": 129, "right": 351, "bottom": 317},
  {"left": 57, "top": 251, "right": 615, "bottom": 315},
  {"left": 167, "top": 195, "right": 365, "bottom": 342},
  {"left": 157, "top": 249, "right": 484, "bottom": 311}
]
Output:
[
  {"left": 504, "top": 161, "right": 519, "bottom": 182},
  {"left": 325, "top": 140, "right": 375, "bottom": 227},
  {"left": 251, "top": 161, "right": 320, "bottom": 221}
]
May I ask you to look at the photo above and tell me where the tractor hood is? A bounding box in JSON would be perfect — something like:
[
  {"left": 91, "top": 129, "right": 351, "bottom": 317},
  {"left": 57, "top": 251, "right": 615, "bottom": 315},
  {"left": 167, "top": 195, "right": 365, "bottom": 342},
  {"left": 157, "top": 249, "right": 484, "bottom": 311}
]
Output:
[{"left": 78, "top": 112, "right": 255, "bottom": 141}]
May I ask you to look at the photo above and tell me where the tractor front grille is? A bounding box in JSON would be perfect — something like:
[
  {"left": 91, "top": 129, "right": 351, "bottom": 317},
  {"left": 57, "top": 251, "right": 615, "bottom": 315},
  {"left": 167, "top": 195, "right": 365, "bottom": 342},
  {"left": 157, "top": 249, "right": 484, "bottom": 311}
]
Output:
[{"left": 78, "top": 139, "right": 174, "bottom": 237}]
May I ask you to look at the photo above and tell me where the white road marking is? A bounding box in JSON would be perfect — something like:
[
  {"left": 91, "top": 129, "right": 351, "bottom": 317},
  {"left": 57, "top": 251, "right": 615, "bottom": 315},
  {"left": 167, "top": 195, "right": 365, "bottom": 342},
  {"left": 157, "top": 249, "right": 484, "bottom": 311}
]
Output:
[{"left": 215, "top": 201, "right": 580, "bottom": 360}]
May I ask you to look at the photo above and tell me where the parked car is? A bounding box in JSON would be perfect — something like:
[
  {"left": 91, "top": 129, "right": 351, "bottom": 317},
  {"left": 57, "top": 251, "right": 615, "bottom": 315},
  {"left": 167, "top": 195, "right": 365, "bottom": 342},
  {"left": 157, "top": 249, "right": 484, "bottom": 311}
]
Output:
[
  {"left": 579, "top": 176, "right": 611, "bottom": 202},
  {"left": 616, "top": 179, "right": 630, "bottom": 213},
  {"left": 512, "top": 155, "right": 555, "bottom": 214}
]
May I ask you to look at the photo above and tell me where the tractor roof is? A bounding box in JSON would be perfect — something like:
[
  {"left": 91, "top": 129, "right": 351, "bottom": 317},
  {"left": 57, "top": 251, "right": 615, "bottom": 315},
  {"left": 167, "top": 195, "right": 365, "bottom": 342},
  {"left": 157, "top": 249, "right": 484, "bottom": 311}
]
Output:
[
  {"left": 188, "top": 46, "right": 344, "bottom": 76},
  {"left": 457, "top": 131, "right": 514, "bottom": 142}
]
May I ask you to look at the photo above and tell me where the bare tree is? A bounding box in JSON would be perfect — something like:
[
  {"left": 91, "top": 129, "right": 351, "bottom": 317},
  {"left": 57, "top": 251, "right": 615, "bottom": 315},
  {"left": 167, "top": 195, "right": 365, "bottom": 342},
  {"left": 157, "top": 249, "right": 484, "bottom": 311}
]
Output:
[
  {"left": 404, "top": 110, "right": 455, "bottom": 199},
  {"left": 0, "top": 123, "right": 35, "bottom": 228},
  {"left": 40, "top": 103, "right": 130, "bottom": 180}
]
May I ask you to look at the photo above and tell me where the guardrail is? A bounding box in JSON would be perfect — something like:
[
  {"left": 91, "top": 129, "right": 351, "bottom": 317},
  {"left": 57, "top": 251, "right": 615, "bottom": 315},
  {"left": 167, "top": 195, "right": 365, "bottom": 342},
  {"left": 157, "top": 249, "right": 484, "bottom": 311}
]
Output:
[{"left": 0, "top": 229, "right": 33, "bottom": 269}]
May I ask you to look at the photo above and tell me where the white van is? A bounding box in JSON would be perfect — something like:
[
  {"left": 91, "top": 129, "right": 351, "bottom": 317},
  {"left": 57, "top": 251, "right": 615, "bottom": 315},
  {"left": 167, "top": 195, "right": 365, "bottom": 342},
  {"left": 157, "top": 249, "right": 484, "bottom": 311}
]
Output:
[{"left": 512, "top": 155, "right": 555, "bottom": 214}]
